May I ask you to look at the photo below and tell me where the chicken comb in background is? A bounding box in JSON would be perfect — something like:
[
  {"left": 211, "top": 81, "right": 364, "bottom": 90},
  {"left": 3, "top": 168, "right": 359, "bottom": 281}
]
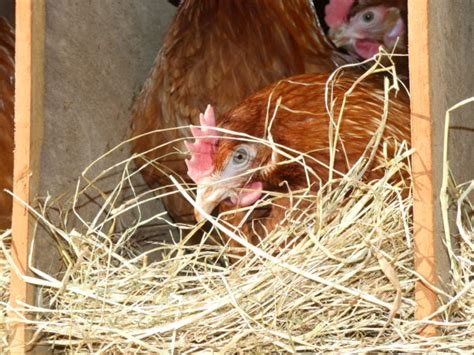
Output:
[
  {"left": 130, "top": 0, "right": 352, "bottom": 224},
  {"left": 0, "top": 17, "right": 15, "bottom": 230},
  {"left": 324, "top": 0, "right": 355, "bottom": 27}
]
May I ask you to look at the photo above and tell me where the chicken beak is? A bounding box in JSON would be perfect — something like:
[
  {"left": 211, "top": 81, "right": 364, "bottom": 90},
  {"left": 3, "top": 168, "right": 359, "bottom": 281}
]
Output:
[
  {"left": 194, "top": 184, "right": 231, "bottom": 222},
  {"left": 193, "top": 180, "right": 263, "bottom": 222}
]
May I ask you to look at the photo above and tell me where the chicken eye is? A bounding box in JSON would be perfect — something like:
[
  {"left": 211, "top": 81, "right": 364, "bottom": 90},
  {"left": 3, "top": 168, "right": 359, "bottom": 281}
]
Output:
[
  {"left": 221, "top": 144, "right": 256, "bottom": 177},
  {"left": 362, "top": 10, "right": 375, "bottom": 23},
  {"left": 232, "top": 147, "right": 250, "bottom": 166}
]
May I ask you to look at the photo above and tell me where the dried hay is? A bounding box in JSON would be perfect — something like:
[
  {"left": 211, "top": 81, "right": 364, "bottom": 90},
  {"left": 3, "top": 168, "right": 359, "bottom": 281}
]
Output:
[
  {"left": 0, "top": 230, "right": 10, "bottom": 352},
  {"left": 2, "top": 57, "right": 473, "bottom": 353}
]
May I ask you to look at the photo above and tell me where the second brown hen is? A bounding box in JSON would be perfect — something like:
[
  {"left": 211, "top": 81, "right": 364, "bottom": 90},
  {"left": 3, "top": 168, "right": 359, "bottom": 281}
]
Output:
[{"left": 325, "top": 0, "right": 408, "bottom": 76}]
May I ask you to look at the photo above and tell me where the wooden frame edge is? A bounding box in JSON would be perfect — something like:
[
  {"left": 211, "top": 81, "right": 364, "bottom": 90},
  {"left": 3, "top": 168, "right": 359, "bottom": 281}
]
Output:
[
  {"left": 408, "top": 0, "right": 438, "bottom": 336},
  {"left": 9, "top": 0, "right": 45, "bottom": 352}
]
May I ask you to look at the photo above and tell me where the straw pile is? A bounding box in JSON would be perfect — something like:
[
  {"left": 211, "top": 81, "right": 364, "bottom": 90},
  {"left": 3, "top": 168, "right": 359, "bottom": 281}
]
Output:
[
  {"left": 0, "top": 230, "right": 10, "bottom": 352},
  {"left": 2, "top": 63, "right": 473, "bottom": 352}
]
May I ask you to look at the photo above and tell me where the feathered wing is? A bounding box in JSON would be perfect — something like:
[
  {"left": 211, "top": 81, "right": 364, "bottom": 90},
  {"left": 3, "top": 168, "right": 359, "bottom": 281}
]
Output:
[
  {"left": 129, "top": 0, "right": 349, "bottom": 223},
  {"left": 216, "top": 71, "right": 410, "bottom": 179},
  {"left": 207, "top": 70, "right": 411, "bottom": 251},
  {"left": 0, "top": 17, "right": 15, "bottom": 229}
]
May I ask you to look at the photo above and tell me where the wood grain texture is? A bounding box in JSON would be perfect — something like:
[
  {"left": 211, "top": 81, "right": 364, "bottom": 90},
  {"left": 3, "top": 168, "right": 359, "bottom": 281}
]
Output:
[
  {"left": 408, "top": 0, "right": 438, "bottom": 336},
  {"left": 9, "top": 0, "right": 45, "bottom": 352},
  {"left": 10, "top": 1, "right": 177, "bottom": 350}
]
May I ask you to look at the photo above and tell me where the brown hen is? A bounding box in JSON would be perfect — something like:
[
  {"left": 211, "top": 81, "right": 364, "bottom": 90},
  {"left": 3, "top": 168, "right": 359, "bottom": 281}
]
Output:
[
  {"left": 130, "top": 0, "right": 351, "bottom": 223},
  {"left": 185, "top": 69, "right": 410, "bottom": 255},
  {"left": 325, "top": 0, "right": 408, "bottom": 76},
  {"left": 0, "top": 17, "right": 14, "bottom": 230}
]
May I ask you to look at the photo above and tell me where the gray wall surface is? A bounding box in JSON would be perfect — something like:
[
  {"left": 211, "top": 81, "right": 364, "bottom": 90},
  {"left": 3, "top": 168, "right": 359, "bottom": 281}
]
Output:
[
  {"left": 35, "top": 1, "right": 177, "bottom": 274},
  {"left": 41, "top": 0, "right": 176, "bottom": 197},
  {"left": 430, "top": 0, "right": 474, "bottom": 186},
  {"left": 429, "top": 0, "right": 474, "bottom": 286}
]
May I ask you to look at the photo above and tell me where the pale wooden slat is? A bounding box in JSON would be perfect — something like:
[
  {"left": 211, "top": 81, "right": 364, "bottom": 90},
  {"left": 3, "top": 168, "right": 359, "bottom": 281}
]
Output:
[
  {"left": 9, "top": 0, "right": 45, "bottom": 352},
  {"left": 408, "top": 0, "right": 439, "bottom": 336}
]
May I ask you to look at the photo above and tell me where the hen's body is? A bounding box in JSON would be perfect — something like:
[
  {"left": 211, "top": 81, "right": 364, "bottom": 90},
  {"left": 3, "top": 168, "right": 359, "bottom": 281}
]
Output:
[
  {"left": 215, "top": 72, "right": 410, "bottom": 187},
  {"left": 188, "top": 70, "right": 411, "bottom": 253},
  {"left": 0, "top": 17, "right": 14, "bottom": 230},
  {"left": 130, "top": 0, "right": 350, "bottom": 223}
]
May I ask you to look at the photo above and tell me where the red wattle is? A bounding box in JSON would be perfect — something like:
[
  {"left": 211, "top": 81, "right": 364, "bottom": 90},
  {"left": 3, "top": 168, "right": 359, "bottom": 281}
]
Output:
[
  {"left": 354, "top": 39, "right": 381, "bottom": 59},
  {"left": 238, "top": 181, "right": 263, "bottom": 207}
]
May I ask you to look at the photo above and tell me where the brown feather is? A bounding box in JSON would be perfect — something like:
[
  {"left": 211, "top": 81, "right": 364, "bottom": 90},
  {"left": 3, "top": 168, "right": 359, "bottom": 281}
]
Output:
[
  {"left": 215, "top": 71, "right": 410, "bottom": 184},
  {"left": 0, "top": 17, "right": 14, "bottom": 230},
  {"left": 129, "top": 0, "right": 350, "bottom": 223},
  {"left": 209, "top": 69, "right": 410, "bottom": 255}
]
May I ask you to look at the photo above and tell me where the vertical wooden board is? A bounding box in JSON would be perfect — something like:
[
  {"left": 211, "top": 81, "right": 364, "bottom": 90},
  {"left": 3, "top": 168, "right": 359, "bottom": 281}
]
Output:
[
  {"left": 9, "top": 0, "right": 45, "bottom": 352},
  {"left": 408, "top": 0, "right": 438, "bottom": 336}
]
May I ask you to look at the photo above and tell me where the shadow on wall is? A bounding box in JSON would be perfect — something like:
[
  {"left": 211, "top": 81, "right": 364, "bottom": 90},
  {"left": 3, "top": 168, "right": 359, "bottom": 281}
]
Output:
[{"left": 0, "top": 0, "right": 14, "bottom": 27}]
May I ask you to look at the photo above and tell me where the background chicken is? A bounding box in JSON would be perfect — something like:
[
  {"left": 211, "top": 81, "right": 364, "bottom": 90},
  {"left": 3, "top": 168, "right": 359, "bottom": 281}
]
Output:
[
  {"left": 130, "top": 0, "right": 351, "bottom": 224},
  {"left": 325, "top": 0, "right": 407, "bottom": 75},
  {"left": 185, "top": 69, "right": 411, "bottom": 253},
  {"left": 0, "top": 17, "right": 14, "bottom": 230}
]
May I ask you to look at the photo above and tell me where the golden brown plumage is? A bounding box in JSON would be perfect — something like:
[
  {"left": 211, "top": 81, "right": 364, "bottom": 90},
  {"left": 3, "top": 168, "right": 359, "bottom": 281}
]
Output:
[
  {"left": 186, "top": 69, "right": 410, "bottom": 253},
  {"left": 0, "top": 17, "right": 14, "bottom": 230},
  {"left": 130, "top": 0, "right": 351, "bottom": 223}
]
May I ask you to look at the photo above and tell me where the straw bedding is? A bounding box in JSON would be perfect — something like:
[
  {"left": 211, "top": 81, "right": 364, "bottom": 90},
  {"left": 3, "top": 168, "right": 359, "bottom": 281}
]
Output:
[
  {"left": 0, "top": 231, "right": 10, "bottom": 352},
  {"left": 1, "top": 63, "right": 473, "bottom": 353}
]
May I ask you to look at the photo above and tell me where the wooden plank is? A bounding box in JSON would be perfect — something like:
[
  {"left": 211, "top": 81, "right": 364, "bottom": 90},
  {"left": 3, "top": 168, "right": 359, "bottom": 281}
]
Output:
[
  {"left": 409, "top": 0, "right": 474, "bottom": 337},
  {"left": 408, "top": 0, "right": 438, "bottom": 336},
  {"left": 8, "top": 0, "right": 45, "bottom": 352}
]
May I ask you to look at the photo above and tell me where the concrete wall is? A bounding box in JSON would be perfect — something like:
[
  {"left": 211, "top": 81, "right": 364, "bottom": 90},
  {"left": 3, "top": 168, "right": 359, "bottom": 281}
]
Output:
[
  {"left": 430, "top": 0, "right": 474, "bottom": 186},
  {"left": 41, "top": 0, "right": 175, "bottom": 197},
  {"left": 34, "top": 0, "right": 177, "bottom": 273},
  {"left": 429, "top": 0, "right": 474, "bottom": 285}
]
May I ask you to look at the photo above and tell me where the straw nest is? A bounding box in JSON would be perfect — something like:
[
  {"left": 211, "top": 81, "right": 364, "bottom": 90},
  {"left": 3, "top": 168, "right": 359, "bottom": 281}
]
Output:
[
  {"left": 2, "top": 61, "right": 474, "bottom": 353},
  {"left": 0, "top": 230, "right": 10, "bottom": 352}
]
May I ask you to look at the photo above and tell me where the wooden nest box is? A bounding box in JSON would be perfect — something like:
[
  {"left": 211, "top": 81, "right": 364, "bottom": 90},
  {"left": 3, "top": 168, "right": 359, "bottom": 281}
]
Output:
[{"left": 6, "top": 0, "right": 474, "bottom": 351}]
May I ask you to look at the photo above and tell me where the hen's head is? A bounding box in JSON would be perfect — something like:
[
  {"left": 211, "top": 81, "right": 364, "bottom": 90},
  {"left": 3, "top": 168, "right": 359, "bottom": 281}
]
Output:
[
  {"left": 325, "top": 0, "right": 406, "bottom": 59},
  {"left": 185, "top": 105, "right": 271, "bottom": 222}
]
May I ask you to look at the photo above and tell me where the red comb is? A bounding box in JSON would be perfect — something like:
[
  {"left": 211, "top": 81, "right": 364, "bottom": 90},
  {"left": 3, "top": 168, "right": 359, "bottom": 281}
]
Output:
[
  {"left": 185, "top": 105, "right": 220, "bottom": 184},
  {"left": 325, "top": 0, "right": 356, "bottom": 27}
]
